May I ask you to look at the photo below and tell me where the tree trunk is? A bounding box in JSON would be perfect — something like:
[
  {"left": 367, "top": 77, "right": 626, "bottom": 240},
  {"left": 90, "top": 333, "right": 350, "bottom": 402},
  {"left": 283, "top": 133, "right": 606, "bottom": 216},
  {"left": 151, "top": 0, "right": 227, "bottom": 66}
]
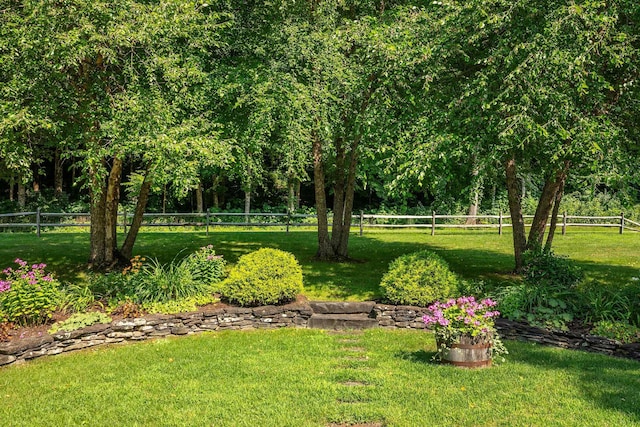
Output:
[
  {"left": 295, "top": 181, "right": 301, "bottom": 209},
  {"left": 545, "top": 170, "right": 567, "bottom": 252},
  {"left": 89, "top": 163, "right": 107, "bottom": 268},
  {"left": 527, "top": 163, "right": 570, "bottom": 249},
  {"left": 287, "top": 177, "right": 295, "bottom": 213},
  {"left": 54, "top": 149, "right": 64, "bottom": 197},
  {"left": 466, "top": 161, "right": 481, "bottom": 225},
  {"left": 505, "top": 156, "right": 527, "bottom": 272},
  {"left": 32, "top": 164, "right": 40, "bottom": 194},
  {"left": 121, "top": 173, "right": 152, "bottom": 260},
  {"left": 333, "top": 140, "right": 359, "bottom": 258},
  {"left": 211, "top": 175, "right": 220, "bottom": 208},
  {"left": 104, "top": 158, "right": 123, "bottom": 265},
  {"left": 17, "top": 180, "right": 26, "bottom": 208},
  {"left": 196, "top": 179, "right": 204, "bottom": 213},
  {"left": 313, "top": 132, "right": 334, "bottom": 259},
  {"left": 162, "top": 184, "right": 167, "bottom": 214},
  {"left": 331, "top": 137, "right": 347, "bottom": 253},
  {"left": 244, "top": 188, "right": 251, "bottom": 223},
  {"left": 9, "top": 176, "right": 14, "bottom": 201}
]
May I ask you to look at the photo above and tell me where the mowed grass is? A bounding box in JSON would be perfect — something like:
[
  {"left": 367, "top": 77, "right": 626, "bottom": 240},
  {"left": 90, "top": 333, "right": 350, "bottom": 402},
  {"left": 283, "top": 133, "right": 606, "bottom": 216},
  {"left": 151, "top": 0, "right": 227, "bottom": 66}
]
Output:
[
  {"left": 1, "top": 328, "right": 639, "bottom": 426},
  {"left": 0, "top": 228, "right": 638, "bottom": 300}
]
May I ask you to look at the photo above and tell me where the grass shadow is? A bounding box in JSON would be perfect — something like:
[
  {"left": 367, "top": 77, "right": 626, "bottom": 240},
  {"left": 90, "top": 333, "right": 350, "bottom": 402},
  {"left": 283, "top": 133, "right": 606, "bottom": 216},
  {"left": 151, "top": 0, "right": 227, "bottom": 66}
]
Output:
[
  {"left": 510, "top": 342, "right": 640, "bottom": 422},
  {"left": 394, "top": 349, "right": 437, "bottom": 365}
]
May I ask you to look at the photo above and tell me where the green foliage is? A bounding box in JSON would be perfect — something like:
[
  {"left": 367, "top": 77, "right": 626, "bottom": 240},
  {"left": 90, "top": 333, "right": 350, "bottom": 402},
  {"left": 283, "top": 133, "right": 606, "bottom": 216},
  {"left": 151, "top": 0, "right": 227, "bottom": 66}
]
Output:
[
  {"left": 180, "top": 245, "right": 226, "bottom": 289},
  {"left": 221, "top": 248, "right": 303, "bottom": 306},
  {"left": 90, "top": 249, "right": 223, "bottom": 306},
  {"left": 494, "top": 248, "right": 584, "bottom": 330},
  {"left": 591, "top": 321, "right": 640, "bottom": 344},
  {"left": 62, "top": 283, "right": 98, "bottom": 313},
  {"left": 496, "top": 283, "right": 576, "bottom": 331},
  {"left": 134, "top": 256, "right": 214, "bottom": 304},
  {"left": 89, "top": 256, "right": 146, "bottom": 304},
  {"left": 142, "top": 294, "right": 219, "bottom": 315},
  {"left": 576, "top": 281, "right": 632, "bottom": 325},
  {"left": 380, "top": 250, "right": 460, "bottom": 307},
  {"left": 523, "top": 248, "right": 584, "bottom": 290},
  {"left": 48, "top": 312, "right": 112, "bottom": 334},
  {"left": 0, "top": 260, "right": 62, "bottom": 326}
]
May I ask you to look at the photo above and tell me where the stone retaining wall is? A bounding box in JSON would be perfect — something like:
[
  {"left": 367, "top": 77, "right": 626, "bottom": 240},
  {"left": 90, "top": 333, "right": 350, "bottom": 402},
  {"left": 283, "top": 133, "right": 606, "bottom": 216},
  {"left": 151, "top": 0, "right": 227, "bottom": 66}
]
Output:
[
  {"left": 496, "top": 318, "right": 640, "bottom": 361},
  {"left": 372, "top": 304, "right": 428, "bottom": 329},
  {"left": 1, "top": 303, "right": 638, "bottom": 368},
  {"left": 0, "top": 302, "right": 313, "bottom": 368}
]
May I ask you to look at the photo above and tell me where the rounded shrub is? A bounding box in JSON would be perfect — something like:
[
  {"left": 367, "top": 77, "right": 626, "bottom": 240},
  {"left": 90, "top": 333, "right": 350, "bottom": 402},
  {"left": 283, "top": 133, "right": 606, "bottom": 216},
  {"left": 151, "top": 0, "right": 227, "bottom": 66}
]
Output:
[
  {"left": 380, "top": 250, "right": 459, "bottom": 307},
  {"left": 221, "top": 248, "right": 303, "bottom": 306}
]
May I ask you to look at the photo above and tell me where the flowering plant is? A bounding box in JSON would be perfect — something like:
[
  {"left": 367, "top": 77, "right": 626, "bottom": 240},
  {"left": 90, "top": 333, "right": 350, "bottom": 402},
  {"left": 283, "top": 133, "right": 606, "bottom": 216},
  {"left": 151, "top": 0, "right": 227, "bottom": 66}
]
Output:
[
  {"left": 0, "top": 259, "right": 62, "bottom": 326},
  {"left": 423, "top": 296, "right": 507, "bottom": 361}
]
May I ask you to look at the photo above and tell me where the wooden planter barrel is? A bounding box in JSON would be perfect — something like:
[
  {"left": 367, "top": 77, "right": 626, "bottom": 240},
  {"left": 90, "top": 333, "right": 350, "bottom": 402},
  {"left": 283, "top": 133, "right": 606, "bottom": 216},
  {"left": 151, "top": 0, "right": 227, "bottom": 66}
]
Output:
[{"left": 437, "top": 335, "right": 492, "bottom": 368}]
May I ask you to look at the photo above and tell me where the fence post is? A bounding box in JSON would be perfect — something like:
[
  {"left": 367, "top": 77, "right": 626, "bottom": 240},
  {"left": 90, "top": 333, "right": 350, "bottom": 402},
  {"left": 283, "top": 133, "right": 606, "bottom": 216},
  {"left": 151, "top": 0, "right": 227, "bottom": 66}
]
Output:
[
  {"left": 431, "top": 211, "right": 436, "bottom": 236},
  {"left": 123, "top": 209, "right": 127, "bottom": 234},
  {"left": 36, "top": 207, "right": 41, "bottom": 238},
  {"left": 286, "top": 209, "right": 291, "bottom": 234},
  {"left": 359, "top": 211, "right": 364, "bottom": 236},
  {"left": 498, "top": 211, "right": 503, "bottom": 235},
  {"left": 562, "top": 211, "right": 567, "bottom": 235},
  {"left": 206, "top": 209, "right": 210, "bottom": 236},
  {"left": 620, "top": 212, "right": 624, "bottom": 235}
]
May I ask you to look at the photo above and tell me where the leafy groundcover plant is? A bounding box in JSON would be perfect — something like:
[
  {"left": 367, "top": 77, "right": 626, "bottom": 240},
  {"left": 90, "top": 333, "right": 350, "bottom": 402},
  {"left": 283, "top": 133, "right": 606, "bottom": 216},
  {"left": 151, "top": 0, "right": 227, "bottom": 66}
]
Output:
[{"left": 423, "top": 296, "right": 507, "bottom": 362}]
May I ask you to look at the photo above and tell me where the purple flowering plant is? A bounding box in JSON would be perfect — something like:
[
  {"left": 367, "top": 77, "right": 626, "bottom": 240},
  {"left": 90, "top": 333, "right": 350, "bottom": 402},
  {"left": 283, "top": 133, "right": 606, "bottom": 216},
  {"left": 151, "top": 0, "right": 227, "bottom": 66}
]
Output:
[
  {"left": 0, "top": 259, "right": 62, "bottom": 326},
  {"left": 423, "top": 296, "right": 507, "bottom": 360}
]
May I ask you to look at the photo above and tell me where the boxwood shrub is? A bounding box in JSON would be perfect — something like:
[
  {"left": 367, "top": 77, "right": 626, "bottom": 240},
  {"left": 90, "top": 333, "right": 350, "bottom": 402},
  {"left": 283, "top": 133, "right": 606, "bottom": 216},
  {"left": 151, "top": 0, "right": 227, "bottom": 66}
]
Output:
[
  {"left": 221, "top": 248, "right": 303, "bottom": 306},
  {"left": 380, "top": 250, "right": 459, "bottom": 307}
]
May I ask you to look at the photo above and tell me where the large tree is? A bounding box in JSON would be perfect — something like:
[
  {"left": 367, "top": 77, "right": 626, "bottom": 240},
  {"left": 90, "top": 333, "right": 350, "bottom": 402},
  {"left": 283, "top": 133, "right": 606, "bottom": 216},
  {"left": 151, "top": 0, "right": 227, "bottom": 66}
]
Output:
[
  {"left": 422, "top": 0, "right": 639, "bottom": 270},
  {"left": 1, "top": 0, "right": 232, "bottom": 268}
]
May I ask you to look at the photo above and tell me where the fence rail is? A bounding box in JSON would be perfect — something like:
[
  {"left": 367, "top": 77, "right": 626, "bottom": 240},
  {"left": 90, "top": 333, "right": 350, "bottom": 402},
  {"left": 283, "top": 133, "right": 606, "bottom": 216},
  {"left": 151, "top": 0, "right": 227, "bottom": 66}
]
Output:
[{"left": 0, "top": 209, "right": 636, "bottom": 236}]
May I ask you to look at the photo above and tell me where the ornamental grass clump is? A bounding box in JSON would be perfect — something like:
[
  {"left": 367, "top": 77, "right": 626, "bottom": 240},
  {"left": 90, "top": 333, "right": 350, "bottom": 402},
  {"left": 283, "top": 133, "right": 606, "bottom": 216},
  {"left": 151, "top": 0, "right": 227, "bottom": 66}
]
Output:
[
  {"left": 423, "top": 296, "right": 507, "bottom": 361},
  {"left": 0, "top": 259, "right": 62, "bottom": 326}
]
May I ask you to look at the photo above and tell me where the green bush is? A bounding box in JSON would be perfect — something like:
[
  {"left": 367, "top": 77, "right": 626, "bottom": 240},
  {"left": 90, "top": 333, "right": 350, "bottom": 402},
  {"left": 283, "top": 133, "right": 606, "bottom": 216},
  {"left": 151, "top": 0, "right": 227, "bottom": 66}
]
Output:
[
  {"left": 523, "top": 247, "right": 584, "bottom": 289},
  {"left": 495, "top": 248, "right": 583, "bottom": 331},
  {"left": 495, "top": 283, "right": 576, "bottom": 331},
  {"left": 142, "top": 294, "right": 219, "bottom": 315},
  {"left": 0, "top": 260, "right": 62, "bottom": 326},
  {"left": 591, "top": 320, "right": 640, "bottom": 343},
  {"left": 90, "top": 249, "right": 225, "bottom": 306},
  {"left": 181, "top": 245, "right": 226, "bottom": 289},
  {"left": 135, "top": 257, "right": 213, "bottom": 303},
  {"left": 380, "top": 250, "right": 460, "bottom": 307},
  {"left": 576, "top": 281, "right": 632, "bottom": 324},
  {"left": 221, "top": 248, "right": 303, "bottom": 306},
  {"left": 49, "top": 312, "right": 112, "bottom": 334},
  {"left": 62, "top": 283, "right": 98, "bottom": 313}
]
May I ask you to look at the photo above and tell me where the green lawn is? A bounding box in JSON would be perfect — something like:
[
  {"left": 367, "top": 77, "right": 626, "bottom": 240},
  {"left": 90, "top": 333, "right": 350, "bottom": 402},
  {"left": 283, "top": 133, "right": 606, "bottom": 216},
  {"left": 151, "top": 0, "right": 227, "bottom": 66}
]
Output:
[
  {"left": 0, "top": 228, "right": 638, "bottom": 300},
  {"left": 1, "top": 328, "right": 639, "bottom": 426}
]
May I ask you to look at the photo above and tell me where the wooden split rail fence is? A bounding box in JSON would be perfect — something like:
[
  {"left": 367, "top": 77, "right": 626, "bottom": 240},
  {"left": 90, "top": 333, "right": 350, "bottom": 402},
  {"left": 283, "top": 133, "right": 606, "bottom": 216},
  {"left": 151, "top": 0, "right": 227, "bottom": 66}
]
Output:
[{"left": 0, "top": 209, "right": 638, "bottom": 237}]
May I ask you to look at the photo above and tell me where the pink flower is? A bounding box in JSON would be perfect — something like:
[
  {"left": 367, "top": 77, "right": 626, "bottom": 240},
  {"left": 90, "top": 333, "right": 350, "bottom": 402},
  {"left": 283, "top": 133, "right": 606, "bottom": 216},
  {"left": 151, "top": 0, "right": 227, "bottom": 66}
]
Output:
[
  {"left": 437, "top": 318, "right": 450, "bottom": 326},
  {"left": 0, "top": 280, "right": 11, "bottom": 292}
]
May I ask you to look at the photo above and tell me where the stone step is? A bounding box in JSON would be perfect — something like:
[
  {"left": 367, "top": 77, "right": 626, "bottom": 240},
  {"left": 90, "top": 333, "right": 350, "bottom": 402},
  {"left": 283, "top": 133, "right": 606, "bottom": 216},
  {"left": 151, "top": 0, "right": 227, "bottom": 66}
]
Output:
[
  {"left": 307, "top": 313, "right": 378, "bottom": 330},
  {"left": 309, "top": 301, "right": 376, "bottom": 315}
]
